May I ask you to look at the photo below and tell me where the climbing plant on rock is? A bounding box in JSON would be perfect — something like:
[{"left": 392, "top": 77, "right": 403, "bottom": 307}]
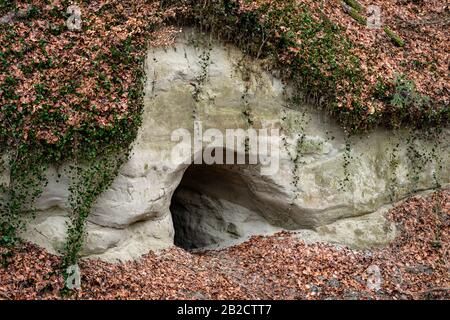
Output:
[{"left": 0, "top": 0, "right": 151, "bottom": 279}]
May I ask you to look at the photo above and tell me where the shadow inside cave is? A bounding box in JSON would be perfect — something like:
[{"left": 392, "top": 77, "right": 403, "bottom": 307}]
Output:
[{"left": 170, "top": 162, "right": 282, "bottom": 250}]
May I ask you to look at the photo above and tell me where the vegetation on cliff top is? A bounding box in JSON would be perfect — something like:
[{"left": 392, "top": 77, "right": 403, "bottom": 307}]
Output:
[{"left": 0, "top": 1, "right": 448, "bottom": 158}]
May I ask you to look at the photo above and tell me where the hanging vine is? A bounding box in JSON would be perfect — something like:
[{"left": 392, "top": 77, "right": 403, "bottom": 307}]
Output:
[{"left": 338, "top": 135, "right": 353, "bottom": 192}]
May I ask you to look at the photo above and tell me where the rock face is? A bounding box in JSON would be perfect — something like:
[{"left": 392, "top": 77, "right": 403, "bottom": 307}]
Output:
[{"left": 5, "top": 29, "right": 448, "bottom": 261}]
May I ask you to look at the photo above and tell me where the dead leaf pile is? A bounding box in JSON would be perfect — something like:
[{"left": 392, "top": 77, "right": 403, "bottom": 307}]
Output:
[{"left": 0, "top": 190, "right": 448, "bottom": 300}]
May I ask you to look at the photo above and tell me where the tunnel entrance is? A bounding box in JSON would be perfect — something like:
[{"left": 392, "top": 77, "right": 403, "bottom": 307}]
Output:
[{"left": 170, "top": 163, "right": 282, "bottom": 250}]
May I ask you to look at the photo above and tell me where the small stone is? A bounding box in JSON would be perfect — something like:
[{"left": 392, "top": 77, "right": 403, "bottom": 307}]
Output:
[
  {"left": 326, "top": 278, "right": 341, "bottom": 288},
  {"left": 406, "top": 264, "right": 433, "bottom": 275}
]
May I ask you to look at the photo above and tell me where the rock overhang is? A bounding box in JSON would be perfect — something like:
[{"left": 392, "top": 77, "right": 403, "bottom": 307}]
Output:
[{"left": 5, "top": 29, "right": 447, "bottom": 262}]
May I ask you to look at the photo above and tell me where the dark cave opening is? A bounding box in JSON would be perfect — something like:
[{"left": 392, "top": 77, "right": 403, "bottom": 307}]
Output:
[{"left": 170, "top": 163, "right": 277, "bottom": 251}]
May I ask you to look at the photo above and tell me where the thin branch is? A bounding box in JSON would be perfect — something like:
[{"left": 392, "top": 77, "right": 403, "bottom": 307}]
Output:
[
  {"left": 0, "top": 290, "right": 11, "bottom": 300},
  {"left": 420, "top": 287, "right": 450, "bottom": 293},
  {"left": 395, "top": 17, "right": 450, "bottom": 27}
]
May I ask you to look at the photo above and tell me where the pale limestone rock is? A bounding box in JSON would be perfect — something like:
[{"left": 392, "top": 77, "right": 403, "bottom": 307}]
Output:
[
  {"left": 0, "top": 29, "right": 446, "bottom": 262},
  {"left": 297, "top": 206, "right": 396, "bottom": 249}
]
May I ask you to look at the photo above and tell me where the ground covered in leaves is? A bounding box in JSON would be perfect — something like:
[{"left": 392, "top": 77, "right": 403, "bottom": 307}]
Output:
[{"left": 0, "top": 190, "right": 448, "bottom": 300}]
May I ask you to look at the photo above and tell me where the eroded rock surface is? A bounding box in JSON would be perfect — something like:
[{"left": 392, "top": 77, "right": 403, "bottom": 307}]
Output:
[{"left": 3, "top": 29, "right": 447, "bottom": 261}]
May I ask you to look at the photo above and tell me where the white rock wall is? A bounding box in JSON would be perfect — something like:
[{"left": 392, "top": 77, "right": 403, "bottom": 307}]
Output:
[{"left": 0, "top": 29, "right": 446, "bottom": 262}]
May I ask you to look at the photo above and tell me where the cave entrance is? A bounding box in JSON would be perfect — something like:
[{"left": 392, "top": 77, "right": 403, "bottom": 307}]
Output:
[{"left": 170, "top": 163, "right": 280, "bottom": 251}]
